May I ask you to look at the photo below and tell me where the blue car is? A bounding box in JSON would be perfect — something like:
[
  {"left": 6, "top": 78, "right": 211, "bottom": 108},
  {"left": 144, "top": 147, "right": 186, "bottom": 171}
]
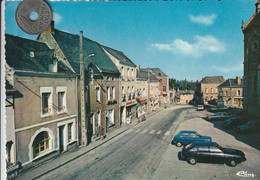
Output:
[{"left": 171, "top": 130, "right": 212, "bottom": 147}]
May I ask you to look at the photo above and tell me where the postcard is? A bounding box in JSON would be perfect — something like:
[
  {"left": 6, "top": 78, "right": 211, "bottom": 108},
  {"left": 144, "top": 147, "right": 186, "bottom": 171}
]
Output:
[{"left": 1, "top": 0, "right": 259, "bottom": 179}]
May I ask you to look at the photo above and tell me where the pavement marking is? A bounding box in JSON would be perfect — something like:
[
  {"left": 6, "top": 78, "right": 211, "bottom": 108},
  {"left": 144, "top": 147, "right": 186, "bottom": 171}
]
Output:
[
  {"left": 165, "top": 131, "right": 170, "bottom": 136},
  {"left": 149, "top": 130, "right": 155, "bottom": 134},
  {"left": 157, "top": 130, "right": 162, "bottom": 135},
  {"left": 141, "top": 129, "right": 148, "bottom": 134}
]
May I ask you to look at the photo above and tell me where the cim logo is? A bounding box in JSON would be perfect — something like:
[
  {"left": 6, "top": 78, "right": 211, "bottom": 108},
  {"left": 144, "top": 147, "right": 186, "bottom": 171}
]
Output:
[{"left": 236, "top": 171, "right": 255, "bottom": 178}]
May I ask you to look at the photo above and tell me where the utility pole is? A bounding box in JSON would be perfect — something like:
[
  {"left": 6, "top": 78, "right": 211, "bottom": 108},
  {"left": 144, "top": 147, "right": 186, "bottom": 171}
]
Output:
[{"left": 79, "top": 31, "right": 87, "bottom": 146}]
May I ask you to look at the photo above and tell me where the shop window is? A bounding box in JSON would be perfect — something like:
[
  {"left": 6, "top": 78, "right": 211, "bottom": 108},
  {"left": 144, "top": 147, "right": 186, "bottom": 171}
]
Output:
[
  {"left": 32, "top": 131, "right": 50, "bottom": 158},
  {"left": 107, "top": 109, "right": 115, "bottom": 125}
]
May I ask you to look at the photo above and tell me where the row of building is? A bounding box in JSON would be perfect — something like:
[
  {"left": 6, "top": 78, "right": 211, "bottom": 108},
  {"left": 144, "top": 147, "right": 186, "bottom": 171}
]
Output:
[
  {"left": 175, "top": 76, "right": 243, "bottom": 108},
  {"left": 177, "top": 1, "right": 260, "bottom": 122},
  {"left": 5, "top": 22, "right": 170, "bottom": 168}
]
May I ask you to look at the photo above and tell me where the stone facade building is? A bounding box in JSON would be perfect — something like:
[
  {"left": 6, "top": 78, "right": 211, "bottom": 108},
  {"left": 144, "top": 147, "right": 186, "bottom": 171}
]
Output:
[
  {"left": 242, "top": 0, "right": 260, "bottom": 119},
  {"left": 5, "top": 34, "right": 78, "bottom": 167},
  {"left": 218, "top": 77, "right": 243, "bottom": 108},
  {"left": 102, "top": 46, "right": 137, "bottom": 124},
  {"left": 38, "top": 26, "right": 121, "bottom": 142},
  {"left": 142, "top": 68, "right": 169, "bottom": 106},
  {"left": 198, "top": 76, "right": 225, "bottom": 105},
  {"left": 136, "top": 65, "right": 160, "bottom": 115},
  {"left": 176, "top": 90, "right": 195, "bottom": 105}
]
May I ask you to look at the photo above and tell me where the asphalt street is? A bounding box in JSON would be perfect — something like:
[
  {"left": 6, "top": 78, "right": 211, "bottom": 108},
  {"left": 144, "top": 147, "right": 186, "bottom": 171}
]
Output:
[
  {"left": 35, "top": 106, "right": 189, "bottom": 180},
  {"left": 16, "top": 105, "right": 260, "bottom": 180}
]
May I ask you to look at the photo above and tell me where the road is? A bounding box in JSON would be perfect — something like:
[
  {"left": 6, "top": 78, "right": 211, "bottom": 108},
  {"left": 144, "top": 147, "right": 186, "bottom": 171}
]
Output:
[
  {"left": 37, "top": 106, "right": 189, "bottom": 180},
  {"left": 30, "top": 105, "right": 260, "bottom": 180}
]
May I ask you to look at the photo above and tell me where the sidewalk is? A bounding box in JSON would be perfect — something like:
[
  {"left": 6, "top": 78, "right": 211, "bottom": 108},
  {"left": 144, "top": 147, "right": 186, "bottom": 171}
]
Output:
[{"left": 16, "top": 107, "right": 165, "bottom": 180}]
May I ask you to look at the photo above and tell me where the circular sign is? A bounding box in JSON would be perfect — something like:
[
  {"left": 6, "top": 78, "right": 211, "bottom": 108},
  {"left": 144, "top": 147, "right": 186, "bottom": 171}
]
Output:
[{"left": 15, "top": 0, "right": 52, "bottom": 35}]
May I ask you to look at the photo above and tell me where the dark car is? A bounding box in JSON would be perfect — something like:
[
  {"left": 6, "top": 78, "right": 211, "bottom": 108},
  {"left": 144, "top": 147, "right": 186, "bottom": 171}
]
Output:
[
  {"left": 171, "top": 131, "right": 212, "bottom": 147},
  {"left": 236, "top": 121, "right": 260, "bottom": 133},
  {"left": 222, "top": 117, "right": 247, "bottom": 129},
  {"left": 180, "top": 142, "right": 246, "bottom": 167}
]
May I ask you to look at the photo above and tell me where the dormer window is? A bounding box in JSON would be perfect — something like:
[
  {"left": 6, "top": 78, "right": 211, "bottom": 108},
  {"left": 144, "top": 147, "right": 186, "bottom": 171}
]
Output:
[{"left": 30, "top": 51, "right": 34, "bottom": 57}]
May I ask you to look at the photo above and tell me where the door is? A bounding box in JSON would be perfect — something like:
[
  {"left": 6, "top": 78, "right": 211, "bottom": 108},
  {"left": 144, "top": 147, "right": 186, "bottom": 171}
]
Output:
[
  {"left": 59, "top": 125, "right": 65, "bottom": 153},
  {"left": 197, "top": 146, "right": 210, "bottom": 162}
]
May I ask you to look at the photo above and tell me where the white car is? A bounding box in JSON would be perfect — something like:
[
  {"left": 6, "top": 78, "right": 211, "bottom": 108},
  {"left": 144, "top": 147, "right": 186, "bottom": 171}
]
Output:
[
  {"left": 207, "top": 112, "right": 233, "bottom": 121},
  {"left": 197, "top": 105, "right": 204, "bottom": 111}
]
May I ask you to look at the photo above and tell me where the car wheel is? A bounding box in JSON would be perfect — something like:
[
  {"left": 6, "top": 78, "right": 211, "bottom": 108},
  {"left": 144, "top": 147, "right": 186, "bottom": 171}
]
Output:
[
  {"left": 188, "top": 157, "right": 197, "bottom": 165},
  {"left": 176, "top": 142, "right": 182, "bottom": 147},
  {"left": 228, "top": 159, "right": 237, "bottom": 167}
]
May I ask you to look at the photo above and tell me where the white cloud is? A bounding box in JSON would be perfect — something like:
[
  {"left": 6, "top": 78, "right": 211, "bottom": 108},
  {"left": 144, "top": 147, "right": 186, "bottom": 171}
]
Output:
[
  {"left": 189, "top": 14, "right": 217, "bottom": 26},
  {"left": 211, "top": 63, "right": 243, "bottom": 73},
  {"left": 53, "top": 12, "right": 62, "bottom": 25},
  {"left": 152, "top": 35, "right": 225, "bottom": 58}
]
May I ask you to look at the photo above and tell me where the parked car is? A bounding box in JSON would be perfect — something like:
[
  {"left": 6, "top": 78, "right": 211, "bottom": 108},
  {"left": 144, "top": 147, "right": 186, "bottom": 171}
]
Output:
[
  {"left": 222, "top": 117, "right": 247, "bottom": 129},
  {"left": 207, "top": 112, "right": 233, "bottom": 121},
  {"left": 235, "top": 120, "right": 260, "bottom": 133},
  {"left": 209, "top": 106, "right": 228, "bottom": 112},
  {"left": 171, "top": 130, "right": 212, "bottom": 147},
  {"left": 197, "top": 105, "right": 204, "bottom": 111},
  {"left": 180, "top": 141, "right": 246, "bottom": 167}
]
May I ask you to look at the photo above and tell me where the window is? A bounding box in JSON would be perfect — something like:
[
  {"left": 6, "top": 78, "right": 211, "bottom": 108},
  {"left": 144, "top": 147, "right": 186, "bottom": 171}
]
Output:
[
  {"left": 42, "top": 93, "right": 51, "bottom": 114},
  {"left": 95, "top": 111, "right": 100, "bottom": 126},
  {"left": 57, "top": 87, "right": 67, "bottom": 113},
  {"left": 58, "top": 92, "right": 65, "bottom": 111},
  {"left": 211, "top": 88, "right": 213, "bottom": 93},
  {"left": 68, "top": 123, "right": 73, "bottom": 142},
  {"left": 128, "top": 87, "right": 131, "bottom": 100},
  {"left": 132, "top": 69, "right": 134, "bottom": 78},
  {"left": 237, "top": 90, "right": 241, "bottom": 96},
  {"left": 226, "top": 91, "right": 228, "bottom": 96},
  {"left": 96, "top": 87, "right": 100, "bottom": 102},
  {"left": 6, "top": 141, "right": 13, "bottom": 164},
  {"left": 32, "top": 131, "right": 50, "bottom": 158},
  {"left": 163, "top": 86, "right": 166, "bottom": 92},
  {"left": 112, "top": 87, "right": 115, "bottom": 99},
  {"left": 198, "top": 146, "right": 209, "bottom": 152},
  {"left": 41, "top": 87, "right": 53, "bottom": 117},
  {"left": 205, "top": 88, "right": 208, "bottom": 94},
  {"left": 216, "top": 88, "right": 218, "bottom": 93},
  {"left": 209, "top": 146, "right": 222, "bottom": 153},
  {"left": 106, "top": 109, "right": 114, "bottom": 125},
  {"left": 107, "top": 87, "right": 110, "bottom": 100}
]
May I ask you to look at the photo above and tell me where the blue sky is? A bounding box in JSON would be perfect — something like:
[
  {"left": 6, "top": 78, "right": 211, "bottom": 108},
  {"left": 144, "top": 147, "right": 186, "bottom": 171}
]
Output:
[{"left": 4, "top": 0, "right": 256, "bottom": 80}]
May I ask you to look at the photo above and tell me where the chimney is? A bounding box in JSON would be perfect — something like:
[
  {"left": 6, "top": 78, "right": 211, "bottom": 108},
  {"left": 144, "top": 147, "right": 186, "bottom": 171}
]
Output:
[
  {"left": 236, "top": 76, "right": 241, "bottom": 85},
  {"left": 45, "top": 21, "right": 55, "bottom": 34},
  {"left": 256, "top": 0, "right": 260, "bottom": 13},
  {"left": 136, "top": 64, "right": 140, "bottom": 71}
]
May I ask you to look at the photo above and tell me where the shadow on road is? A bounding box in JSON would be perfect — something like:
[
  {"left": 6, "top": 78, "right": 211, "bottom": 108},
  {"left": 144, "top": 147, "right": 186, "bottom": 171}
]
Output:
[{"left": 201, "top": 113, "right": 260, "bottom": 151}]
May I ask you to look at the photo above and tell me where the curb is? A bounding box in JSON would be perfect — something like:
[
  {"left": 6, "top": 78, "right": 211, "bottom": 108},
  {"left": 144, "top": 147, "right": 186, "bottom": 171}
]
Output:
[{"left": 27, "top": 107, "right": 164, "bottom": 179}]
